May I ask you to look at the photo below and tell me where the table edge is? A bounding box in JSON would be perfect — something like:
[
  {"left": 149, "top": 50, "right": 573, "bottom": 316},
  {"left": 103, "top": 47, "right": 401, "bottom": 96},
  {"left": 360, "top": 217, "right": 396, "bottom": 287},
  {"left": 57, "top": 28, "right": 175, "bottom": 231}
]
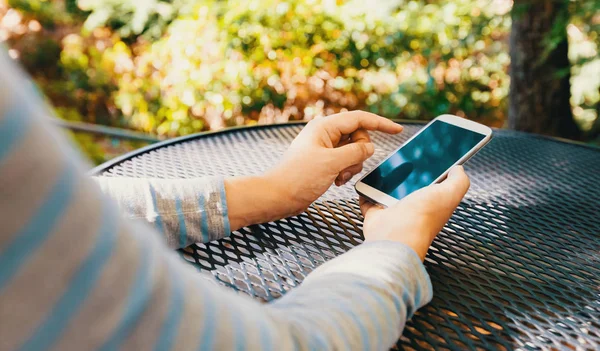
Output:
[{"left": 89, "top": 119, "right": 600, "bottom": 176}]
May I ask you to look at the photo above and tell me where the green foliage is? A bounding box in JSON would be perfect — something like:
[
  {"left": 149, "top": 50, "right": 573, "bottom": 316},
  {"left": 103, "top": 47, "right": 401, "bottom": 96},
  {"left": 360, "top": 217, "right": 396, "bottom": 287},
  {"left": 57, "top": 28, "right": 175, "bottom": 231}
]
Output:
[
  {"left": 77, "top": 0, "right": 190, "bottom": 40},
  {"left": 7, "top": 0, "right": 73, "bottom": 27},
  {"left": 3, "top": 0, "right": 598, "bottom": 158},
  {"left": 104, "top": 0, "right": 512, "bottom": 136},
  {"left": 563, "top": 0, "right": 600, "bottom": 133}
]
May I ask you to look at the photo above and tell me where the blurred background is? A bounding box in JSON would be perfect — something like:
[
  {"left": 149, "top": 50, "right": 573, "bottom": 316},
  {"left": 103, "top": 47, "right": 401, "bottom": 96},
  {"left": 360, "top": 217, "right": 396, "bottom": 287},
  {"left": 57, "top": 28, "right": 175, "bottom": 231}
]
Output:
[{"left": 1, "top": 0, "right": 598, "bottom": 164}]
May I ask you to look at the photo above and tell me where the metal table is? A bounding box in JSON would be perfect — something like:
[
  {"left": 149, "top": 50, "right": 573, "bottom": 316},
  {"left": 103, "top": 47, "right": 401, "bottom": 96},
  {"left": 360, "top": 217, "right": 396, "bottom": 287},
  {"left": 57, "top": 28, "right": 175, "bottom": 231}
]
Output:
[{"left": 93, "top": 122, "right": 600, "bottom": 350}]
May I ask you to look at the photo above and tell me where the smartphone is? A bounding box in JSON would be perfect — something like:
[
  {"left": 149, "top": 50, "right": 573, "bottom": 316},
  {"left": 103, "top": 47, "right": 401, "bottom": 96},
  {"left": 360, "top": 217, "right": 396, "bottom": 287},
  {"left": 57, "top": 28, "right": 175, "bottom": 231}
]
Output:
[{"left": 355, "top": 114, "right": 492, "bottom": 207}]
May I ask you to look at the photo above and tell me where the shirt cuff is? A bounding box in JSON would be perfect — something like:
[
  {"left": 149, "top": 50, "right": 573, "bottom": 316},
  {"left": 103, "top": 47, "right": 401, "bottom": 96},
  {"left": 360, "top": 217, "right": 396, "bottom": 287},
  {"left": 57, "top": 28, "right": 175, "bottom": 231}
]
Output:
[{"left": 95, "top": 175, "right": 231, "bottom": 248}]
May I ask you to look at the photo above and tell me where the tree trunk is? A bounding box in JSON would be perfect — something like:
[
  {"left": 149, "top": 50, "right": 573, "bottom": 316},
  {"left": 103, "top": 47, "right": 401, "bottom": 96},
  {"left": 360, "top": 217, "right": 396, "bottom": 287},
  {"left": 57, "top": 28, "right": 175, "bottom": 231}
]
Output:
[{"left": 509, "top": 0, "right": 581, "bottom": 140}]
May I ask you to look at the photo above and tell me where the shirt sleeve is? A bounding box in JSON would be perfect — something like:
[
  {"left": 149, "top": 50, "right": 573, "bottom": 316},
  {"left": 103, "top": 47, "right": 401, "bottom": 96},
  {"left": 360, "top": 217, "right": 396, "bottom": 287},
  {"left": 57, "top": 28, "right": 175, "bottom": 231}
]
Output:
[
  {"left": 94, "top": 176, "right": 230, "bottom": 248},
  {"left": 0, "top": 49, "right": 433, "bottom": 351}
]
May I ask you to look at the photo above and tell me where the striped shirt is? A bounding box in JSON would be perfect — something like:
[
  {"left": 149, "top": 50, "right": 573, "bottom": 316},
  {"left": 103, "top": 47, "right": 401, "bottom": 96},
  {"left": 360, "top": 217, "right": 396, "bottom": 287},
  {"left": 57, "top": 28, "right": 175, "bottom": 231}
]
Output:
[{"left": 0, "top": 48, "right": 432, "bottom": 350}]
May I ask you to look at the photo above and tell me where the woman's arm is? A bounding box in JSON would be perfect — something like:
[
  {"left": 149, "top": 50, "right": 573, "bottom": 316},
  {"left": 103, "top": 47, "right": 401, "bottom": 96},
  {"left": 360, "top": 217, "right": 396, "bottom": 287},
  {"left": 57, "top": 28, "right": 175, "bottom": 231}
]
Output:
[
  {"left": 0, "top": 80, "right": 429, "bottom": 350},
  {"left": 95, "top": 112, "right": 404, "bottom": 249},
  {"left": 0, "top": 50, "right": 468, "bottom": 350}
]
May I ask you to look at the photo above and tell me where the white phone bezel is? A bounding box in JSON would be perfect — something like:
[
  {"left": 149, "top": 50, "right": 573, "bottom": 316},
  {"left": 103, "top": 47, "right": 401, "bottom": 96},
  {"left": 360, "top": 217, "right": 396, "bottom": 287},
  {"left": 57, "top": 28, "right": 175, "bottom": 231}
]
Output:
[{"left": 355, "top": 114, "right": 493, "bottom": 207}]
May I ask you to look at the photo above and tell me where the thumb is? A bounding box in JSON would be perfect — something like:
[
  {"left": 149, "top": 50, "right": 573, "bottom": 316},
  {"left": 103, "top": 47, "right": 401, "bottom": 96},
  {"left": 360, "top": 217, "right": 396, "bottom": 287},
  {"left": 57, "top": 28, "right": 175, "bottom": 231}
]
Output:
[
  {"left": 331, "top": 142, "right": 375, "bottom": 170},
  {"left": 436, "top": 166, "right": 471, "bottom": 206},
  {"left": 359, "top": 196, "right": 383, "bottom": 217}
]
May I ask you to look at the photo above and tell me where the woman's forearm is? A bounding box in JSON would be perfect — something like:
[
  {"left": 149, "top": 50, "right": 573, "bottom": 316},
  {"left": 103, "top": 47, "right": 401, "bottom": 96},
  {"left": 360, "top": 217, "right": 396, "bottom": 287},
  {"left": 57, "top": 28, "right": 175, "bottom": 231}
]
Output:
[
  {"left": 95, "top": 173, "right": 300, "bottom": 248},
  {"left": 224, "top": 174, "right": 300, "bottom": 231}
]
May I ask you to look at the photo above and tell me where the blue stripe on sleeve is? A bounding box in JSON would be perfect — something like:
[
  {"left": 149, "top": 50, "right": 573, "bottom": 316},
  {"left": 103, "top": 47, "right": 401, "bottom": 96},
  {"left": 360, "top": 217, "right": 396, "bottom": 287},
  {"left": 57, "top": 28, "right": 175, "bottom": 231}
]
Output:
[
  {"left": 149, "top": 184, "right": 164, "bottom": 233},
  {"left": 198, "top": 193, "right": 210, "bottom": 243},
  {"left": 175, "top": 198, "right": 188, "bottom": 247},
  {"left": 309, "top": 321, "right": 329, "bottom": 350},
  {"left": 19, "top": 201, "right": 118, "bottom": 351},
  {"left": 259, "top": 318, "right": 273, "bottom": 351},
  {"left": 197, "top": 286, "right": 217, "bottom": 350},
  {"left": 402, "top": 289, "right": 415, "bottom": 317},
  {"left": 218, "top": 180, "right": 231, "bottom": 236},
  {"left": 360, "top": 288, "right": 389, "bottom": 350},
  {"left": 153, "top": 261, "right": 185, "bottom": 351},
  {"left": 275, "top": 301, "right": 353, "bottom": 350},
  {"left": 233, "top": 311, "right": 247, "bottom": 351},
  {"left": 390, "top": 289, "right": 402, "bottom": 313},
  {"left": 0, "top": 104, "right": 30, "bottom": 162},
  {"left": 324, "top": 314, "right": 353, "bottom": 350},
  {"left": 0, "top": 165, "right": 76, "bottom": 290},
  {"left": 329, "top": 300, "right": 366, "bottom": 350},
  {"left": 99, "top": 238, "right": 153, "bottom": 351},
  {"left": 392, "top": 264, "right": 421, "bottom": 316},
  {"left": 411, "top": 279, "right": 422, "bottom": 314}
]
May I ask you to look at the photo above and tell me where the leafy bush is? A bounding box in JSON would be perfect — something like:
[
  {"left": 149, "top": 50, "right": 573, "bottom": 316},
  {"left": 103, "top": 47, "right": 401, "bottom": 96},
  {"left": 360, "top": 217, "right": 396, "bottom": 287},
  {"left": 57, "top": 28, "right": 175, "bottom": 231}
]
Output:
[
  {"left": 82, "top": 0, "right": 512, "bottom": 137},
  {"left": 1, "top": 0, "right": 597, "bottom": 147}
]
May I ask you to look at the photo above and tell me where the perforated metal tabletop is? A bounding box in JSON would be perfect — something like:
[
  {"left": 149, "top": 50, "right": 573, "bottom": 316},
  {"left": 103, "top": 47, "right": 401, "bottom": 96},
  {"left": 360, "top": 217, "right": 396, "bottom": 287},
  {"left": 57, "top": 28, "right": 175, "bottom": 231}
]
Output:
[{"left": 93, "top": 122, "right": 600, "bottom": 350}]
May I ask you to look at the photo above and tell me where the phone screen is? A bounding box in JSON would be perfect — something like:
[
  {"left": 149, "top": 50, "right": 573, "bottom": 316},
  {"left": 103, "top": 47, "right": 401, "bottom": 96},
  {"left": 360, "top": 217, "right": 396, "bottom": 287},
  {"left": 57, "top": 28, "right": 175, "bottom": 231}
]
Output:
[{"left": 362, "top": 120, "right": 486, "bottom": 200}]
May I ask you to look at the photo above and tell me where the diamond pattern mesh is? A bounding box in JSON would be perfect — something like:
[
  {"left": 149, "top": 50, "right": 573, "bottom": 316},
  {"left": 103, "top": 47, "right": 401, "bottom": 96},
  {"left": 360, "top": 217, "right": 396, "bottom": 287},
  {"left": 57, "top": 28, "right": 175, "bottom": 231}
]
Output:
[{"left": 96, "top": 124, "right": 600, "bottom": 350}]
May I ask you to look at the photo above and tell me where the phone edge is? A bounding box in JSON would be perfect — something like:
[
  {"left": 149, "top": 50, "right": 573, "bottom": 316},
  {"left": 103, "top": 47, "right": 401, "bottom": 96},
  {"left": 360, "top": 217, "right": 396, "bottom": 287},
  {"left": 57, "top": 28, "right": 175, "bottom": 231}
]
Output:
[{"left": 354, "top": 115, "right": 492, "bottom": 206}]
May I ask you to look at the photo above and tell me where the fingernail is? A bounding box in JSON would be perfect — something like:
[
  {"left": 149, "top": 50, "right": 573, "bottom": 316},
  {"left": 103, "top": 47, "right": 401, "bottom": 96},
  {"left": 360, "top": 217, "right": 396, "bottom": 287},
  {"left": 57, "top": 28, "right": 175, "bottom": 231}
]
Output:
[
  {"left": 365, "top": 143, "right": 374, "bottom": 154},
  {"left": 342, "top": 172, "right": 352, "bottom": 183}
]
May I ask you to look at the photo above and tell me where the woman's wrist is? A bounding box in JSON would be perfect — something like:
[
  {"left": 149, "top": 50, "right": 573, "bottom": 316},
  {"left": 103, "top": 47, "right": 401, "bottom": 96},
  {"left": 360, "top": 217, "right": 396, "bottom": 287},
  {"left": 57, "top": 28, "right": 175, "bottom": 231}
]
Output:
[{"left": 224, "top": 173, "right": 299, "bottom": 231}]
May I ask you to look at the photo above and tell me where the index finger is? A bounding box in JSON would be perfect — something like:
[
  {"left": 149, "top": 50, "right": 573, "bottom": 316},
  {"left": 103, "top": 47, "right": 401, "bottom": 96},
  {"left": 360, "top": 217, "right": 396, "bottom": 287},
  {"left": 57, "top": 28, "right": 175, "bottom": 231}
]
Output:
[{"left": 322, "top": 111, "right": 403, "bottom": 137}]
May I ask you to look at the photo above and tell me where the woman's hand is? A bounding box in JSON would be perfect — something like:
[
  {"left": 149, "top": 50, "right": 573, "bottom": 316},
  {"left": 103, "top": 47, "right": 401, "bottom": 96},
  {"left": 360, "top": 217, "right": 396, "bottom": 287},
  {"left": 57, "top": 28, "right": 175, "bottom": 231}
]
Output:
[
  {"left": 225, "top": 111, "right": 403, "bottom": 231},
  {"left": 360, "top": 166, "right": 471, "bottom": 261},
  {"left": 269, "top": 111, "right": 403, "bottom": 211}
]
